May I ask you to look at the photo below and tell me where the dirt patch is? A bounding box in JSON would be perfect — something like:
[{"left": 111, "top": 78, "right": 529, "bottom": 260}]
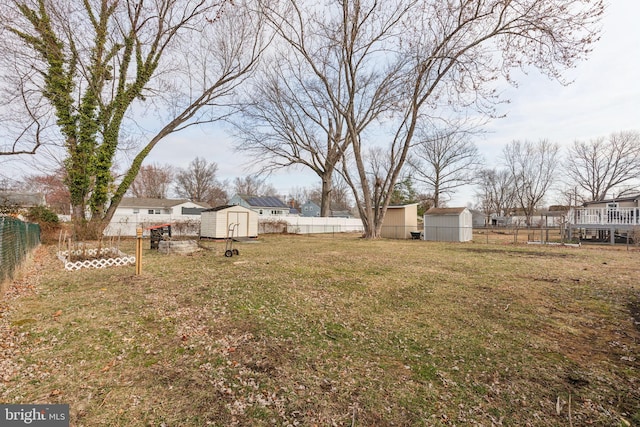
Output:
[
  {"left": 629, "top": 295, "right": 640, "bottom": 333},
  {"left": 460, "top": 247, "right": 574, "bottom": 258}
]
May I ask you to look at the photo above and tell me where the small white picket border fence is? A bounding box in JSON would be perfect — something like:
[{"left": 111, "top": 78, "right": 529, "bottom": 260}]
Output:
[{"left": 57, "top": 247, "right": 135, "bottom": 271}]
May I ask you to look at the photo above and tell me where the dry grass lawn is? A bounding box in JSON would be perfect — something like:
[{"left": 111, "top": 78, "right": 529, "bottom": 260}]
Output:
[{"left": 1, "top": 233, "right": 639, "bottom": 426}]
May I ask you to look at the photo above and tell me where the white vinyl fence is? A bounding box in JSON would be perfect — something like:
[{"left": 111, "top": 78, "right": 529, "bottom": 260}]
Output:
[
  {"left": 103, "top": 214, "right": 201, "bottom": 237},
  {"left": 104, "top": 214, "right": 364, "bottom": 237}
]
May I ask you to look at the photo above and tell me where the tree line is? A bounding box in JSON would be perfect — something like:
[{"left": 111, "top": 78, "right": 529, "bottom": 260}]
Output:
[
  {"left": 0, "top": 0, "right": 606, "bottom": 238},
  {"left": 15, "top": 156, "right": 355, "bottom": 215},
  {"left": 475, "top": 131, "right": 640, "bottom": 226}
]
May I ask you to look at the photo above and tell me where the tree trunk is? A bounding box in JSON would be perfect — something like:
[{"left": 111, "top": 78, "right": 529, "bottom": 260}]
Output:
[{"left": 320, "top": 173, "right": 333, "bottom": 217}]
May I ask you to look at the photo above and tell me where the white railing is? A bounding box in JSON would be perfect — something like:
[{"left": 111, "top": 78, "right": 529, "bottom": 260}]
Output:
[{"left": 571, "top": 207, "right": 640, "bottom": 226}]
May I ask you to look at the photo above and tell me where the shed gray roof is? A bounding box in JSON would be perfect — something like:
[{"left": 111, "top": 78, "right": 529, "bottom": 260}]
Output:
[
  {"left": 425, "top": 207, "right": 467, "bottom": 215},
  {"left": 203, "top": 204, "right": 251, "bottom": 212},
  {"left": 387, "top": 203, "right": 419, "bottom": 209}
]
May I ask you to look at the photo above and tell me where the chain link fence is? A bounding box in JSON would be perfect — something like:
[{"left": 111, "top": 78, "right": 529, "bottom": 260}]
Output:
[
  {"left": 256, "top": 221, "right": 569, "bottom": 243},
  {"left": 1, "top": 216, "right": 41, "bottom": 287}
]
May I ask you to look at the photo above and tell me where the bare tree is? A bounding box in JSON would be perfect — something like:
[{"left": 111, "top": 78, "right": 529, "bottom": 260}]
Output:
[
  {"left": 233, "top": 61, "right": 349, "bottom": 216},
  {"left": 23, "top": 167, "right": 71, "bottom": 214},
  {"left": 0, "top": 0, "right": 266, "bottom": 237},
  {"left": 408, "top": 129, "right": 482, "bottom": 207},
  {"left": 475, "top": 168, "right": 516, "bottom": 223},
  {"left": 503, "top": 140, "right": 560, "bottom": 226},
  {"left": 232, "top": 175, "right": 277, "bottom": 197},
  {"left": 174, "top": 157, "right": 227, "bottom": 206},
  {"left": 565, "top": 130, "right": 640, "bottom": 201},
  {"left": 259, "top": 0, "right": 604, "bottom": 238},
  {"left": 129, "top": 164, "right": 174, "bottom": 199}
]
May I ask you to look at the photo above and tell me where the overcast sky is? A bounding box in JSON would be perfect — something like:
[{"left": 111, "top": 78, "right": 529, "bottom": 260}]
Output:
[
  {"left": 146, "top": 0, "right": 640, "bottom": 206},
  {"left": 3, "top": 1, "right": 639, "bottom": 207}
]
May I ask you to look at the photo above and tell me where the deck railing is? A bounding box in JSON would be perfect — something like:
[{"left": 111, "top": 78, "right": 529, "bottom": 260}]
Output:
[{"left": 571, "top": 207, "right": 640, "bottom": 226}]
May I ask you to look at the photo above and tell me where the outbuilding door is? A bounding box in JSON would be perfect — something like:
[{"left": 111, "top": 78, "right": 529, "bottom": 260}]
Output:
[{"left": 226, "top": 211, "right": 250, "bottom": 237}]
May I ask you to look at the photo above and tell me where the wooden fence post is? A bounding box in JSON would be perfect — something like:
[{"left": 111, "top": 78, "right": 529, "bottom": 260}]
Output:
[{"left": 135, "top": 228, "right": 142, "bottom": 275}]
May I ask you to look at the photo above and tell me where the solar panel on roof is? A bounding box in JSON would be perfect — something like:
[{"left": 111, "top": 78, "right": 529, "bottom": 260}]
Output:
[{"left": 246, "top": 197, "right": 288, "bottom": 207}]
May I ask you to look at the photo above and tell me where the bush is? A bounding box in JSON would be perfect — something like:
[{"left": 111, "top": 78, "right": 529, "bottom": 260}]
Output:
[
  {"left": 26, "top": 206, "right": 60, "bottom": 225},
  {"left": 26, "top": 206, "right": 61, "bottom": 244}
]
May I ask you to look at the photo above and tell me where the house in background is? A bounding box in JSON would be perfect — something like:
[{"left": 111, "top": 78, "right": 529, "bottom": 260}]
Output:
[
  {"left": 300, "top": 201, "right": 321, "bottom": 217},
  {"left": 117, "top": 197, "right": 210, "bottom": 216},
  {"left": 570, "top": 194, "right": 640, "bottom": 244},
  {"left": 0, "top": 192, "right": 46, "bottom": 211},
  {"left": 104, "top": 197, "right": 210, "bottom": 236},
  {"left": 300, "top": 200, "right": 352, "bottom": 218},
  {"left": 288, "top": 202, "right": 301, "bottom": 216},
  {"left": 229, "top": 194, "right": 290, "bottom": 216}
]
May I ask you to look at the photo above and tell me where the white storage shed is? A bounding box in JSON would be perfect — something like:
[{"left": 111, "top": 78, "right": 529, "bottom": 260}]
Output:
[
  {"left": 200, "top": 205, "right": 258, "bottom": 239},
  {"left": 424, "top": 207, "right": 473, "bottom": 242}
]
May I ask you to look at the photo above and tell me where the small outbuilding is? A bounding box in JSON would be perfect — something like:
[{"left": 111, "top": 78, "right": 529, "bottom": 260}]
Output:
[
  {"left": 424, "top": 207, "right": 473, "bottom": 242},
  {"left": 381, "top": 203, "right": 419, "bottom": 239},
  {"left": 200, "top": 205, "right": 258, "bottom": 239}
]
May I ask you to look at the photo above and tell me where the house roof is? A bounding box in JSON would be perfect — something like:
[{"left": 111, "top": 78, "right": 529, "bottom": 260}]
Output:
[
  {"left": 425, "top": 207, "right": 468, "bottom": 215},
  {"left": 538, "top": 210, "right": 566, "bottom": 217},
  {"left": 119, "top": 197, "right": 210, "bottom": 209},
  {"left": 0, "top": 192, "right": 46, "bottom": 207},
  {"left": 583, "top": 194, "right": 640, "bottom": 206},
  {"left": 237, "top": 195, "right": 288, "bottom": 208}
]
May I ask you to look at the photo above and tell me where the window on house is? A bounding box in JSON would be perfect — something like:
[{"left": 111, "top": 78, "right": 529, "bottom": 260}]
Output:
[
  {"left": 607, "top": 203, "right": 619, "bottom": 210},
  {"left": 148, "top": 209, "right": 161, "bottom": 214},
  {"left": 133, "top": 209, "right": 139, "bottom": 214}
]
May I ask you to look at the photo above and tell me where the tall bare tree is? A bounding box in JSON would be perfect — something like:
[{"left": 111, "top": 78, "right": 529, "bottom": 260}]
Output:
[
  {"left": 475, "top": 168, "right": 516, "bottom": 221},
  {"left": 503, "top": 140, "right": 559, "bottom": 226},
  {"left": 408, "top": 129, "right": 482, "bottom": 207},
  {"left": 259, "top": 0, "right": 604, "bottom": 238},
  {"left": 233, "top": 61, "right": 349, "bottom": 216},
  {"left": 0, "top": 0, "right": 266, "bottom": 237},
  {"left": 232, "top": 175, "right": 278, "bottom": 197},
  {"left": 565, "top": 130, "right": 640, "bottom": 201},
  {"left": 174, "top": 157, "right": 227, "bottom": 206},
  {"left": 129, "top": 163, "right": 174, "bottom": 199}
]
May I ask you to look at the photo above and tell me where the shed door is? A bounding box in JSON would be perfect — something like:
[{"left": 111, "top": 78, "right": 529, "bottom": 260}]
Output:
[{"left": 227, "top": 211, "right": 249, "bottom": 237}]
